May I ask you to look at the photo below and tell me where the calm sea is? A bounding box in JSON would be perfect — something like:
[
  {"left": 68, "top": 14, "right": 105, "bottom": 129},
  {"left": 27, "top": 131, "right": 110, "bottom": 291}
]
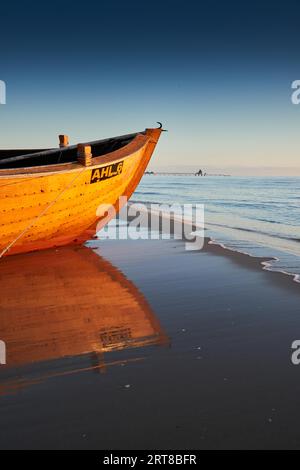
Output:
[{"left": 134, "top": 175, "right": 300, "bottom": 282}]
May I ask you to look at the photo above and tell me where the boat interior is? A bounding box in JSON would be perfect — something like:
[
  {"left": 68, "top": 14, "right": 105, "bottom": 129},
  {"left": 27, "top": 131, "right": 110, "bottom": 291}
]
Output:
[{"left": 0, "top": 132, "right": 139, "bottom": 169}]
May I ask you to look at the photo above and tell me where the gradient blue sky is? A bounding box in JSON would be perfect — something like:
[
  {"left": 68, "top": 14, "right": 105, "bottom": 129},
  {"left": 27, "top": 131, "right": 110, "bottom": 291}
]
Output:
[{"left": 1, "top": 0, "right": 300, "bottom": 174}]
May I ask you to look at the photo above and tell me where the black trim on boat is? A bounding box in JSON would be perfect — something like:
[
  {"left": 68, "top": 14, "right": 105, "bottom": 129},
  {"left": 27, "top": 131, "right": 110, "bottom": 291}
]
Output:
[{"left": 0, "top": 132, "right": 139, "bottom": 169}]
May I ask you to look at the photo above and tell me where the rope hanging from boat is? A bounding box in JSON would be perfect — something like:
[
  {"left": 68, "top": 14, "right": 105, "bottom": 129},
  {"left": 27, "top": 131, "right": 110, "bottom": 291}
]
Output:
[{"left": 0, "top": 168, "right": 87, "bottom": 259}]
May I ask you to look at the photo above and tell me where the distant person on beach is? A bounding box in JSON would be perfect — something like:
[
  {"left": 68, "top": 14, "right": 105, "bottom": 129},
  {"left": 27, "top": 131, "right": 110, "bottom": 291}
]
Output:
[{"left": 195, "top": 169, "right": 203, "bottom": 176}]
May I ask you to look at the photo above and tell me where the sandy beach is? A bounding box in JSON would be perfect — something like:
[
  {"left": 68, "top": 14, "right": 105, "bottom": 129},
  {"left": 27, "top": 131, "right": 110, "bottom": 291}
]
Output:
[{"left": 0, "top": 235, "right": 300, "bottom": 450}]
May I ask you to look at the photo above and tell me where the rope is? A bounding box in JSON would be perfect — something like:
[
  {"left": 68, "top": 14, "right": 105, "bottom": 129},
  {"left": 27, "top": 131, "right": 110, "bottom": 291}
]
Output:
[
  {"left": 57, "top": 150, "right": 63, "bottom": 164},
  {"left": 0, "top": 175, "right": 48, "bottom": 189},
  {"left": 0, "top": 171, "right": 68, "bottom": 189},
  {"left": 0, "top": 167, "right": 87, "bottom": 259}
]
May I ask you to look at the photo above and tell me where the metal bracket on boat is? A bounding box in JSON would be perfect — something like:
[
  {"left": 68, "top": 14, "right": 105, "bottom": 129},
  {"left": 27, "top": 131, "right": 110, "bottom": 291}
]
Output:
[
  {"left": 157, "top": 122, "right": 168, "bottom": 132},
  {"left": 77, "top": 144, "right": 92, "bottom": 167}
]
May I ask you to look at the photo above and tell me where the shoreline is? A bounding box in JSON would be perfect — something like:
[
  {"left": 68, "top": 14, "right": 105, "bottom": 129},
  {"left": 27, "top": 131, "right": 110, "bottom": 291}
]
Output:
[
  {"left": 207, "top": 238, "right": 300, "bottom": 286},
  {"left": 118, "top": 203, "right": 300, "bottom": 288},
  {"left": 132, "top": 175, "right": 300, "bottom": 286}
]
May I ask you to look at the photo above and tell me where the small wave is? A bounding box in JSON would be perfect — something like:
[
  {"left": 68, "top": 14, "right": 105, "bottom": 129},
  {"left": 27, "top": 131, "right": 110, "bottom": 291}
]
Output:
[
  {"left": 132, "top": 200, "right": 300, "bottom": 287},
  {"left": 208, "top": 238, "right": 300, "bottom": 285},
  {"left": 135, "top": 191, "right": 160, "bottom": 196},
  {"left": 205, "top": 221, "right": 299, "bottom": 243}
]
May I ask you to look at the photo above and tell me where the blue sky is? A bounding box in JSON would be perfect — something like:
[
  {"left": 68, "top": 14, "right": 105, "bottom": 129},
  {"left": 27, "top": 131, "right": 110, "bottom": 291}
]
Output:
[{"left": 1, "top": 1, "right": 300, "bottom": 173}]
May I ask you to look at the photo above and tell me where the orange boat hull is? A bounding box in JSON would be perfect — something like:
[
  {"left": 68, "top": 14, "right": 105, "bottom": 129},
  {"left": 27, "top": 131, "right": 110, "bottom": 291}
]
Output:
[{"left": 0, "top": 128, "right": 161, "bottom": 256}]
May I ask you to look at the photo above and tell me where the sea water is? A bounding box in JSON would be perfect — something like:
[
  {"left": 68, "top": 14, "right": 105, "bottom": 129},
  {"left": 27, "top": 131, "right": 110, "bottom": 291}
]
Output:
[{"left": 133, "top": 175, "right": 300, "bottom": 283}]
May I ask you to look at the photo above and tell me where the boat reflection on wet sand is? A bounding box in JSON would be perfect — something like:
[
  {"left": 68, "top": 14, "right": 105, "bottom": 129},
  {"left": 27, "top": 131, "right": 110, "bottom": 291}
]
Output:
[{"left": 0, "top": 246, "right": 168, "bottom": 394}]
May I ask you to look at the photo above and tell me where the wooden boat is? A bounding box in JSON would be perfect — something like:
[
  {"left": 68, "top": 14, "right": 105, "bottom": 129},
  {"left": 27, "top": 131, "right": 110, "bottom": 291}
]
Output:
[
  {"left": 0, "top": 126, "right": 162, "bottom": 257},
  {"left": 0, "top": 245, "right": 168, "bottom": 393}
]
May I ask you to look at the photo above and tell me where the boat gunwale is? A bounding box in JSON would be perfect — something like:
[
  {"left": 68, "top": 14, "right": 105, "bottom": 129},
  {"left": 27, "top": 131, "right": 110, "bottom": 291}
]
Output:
[{"left": 0, "top": 132, "right": 149, "bottom": 179}]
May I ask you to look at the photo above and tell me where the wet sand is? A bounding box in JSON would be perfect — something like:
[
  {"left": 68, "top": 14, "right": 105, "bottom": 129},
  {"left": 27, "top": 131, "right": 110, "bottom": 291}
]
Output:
[{"left": 0, "top": 237, "right": 300, "bottom": 449}]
